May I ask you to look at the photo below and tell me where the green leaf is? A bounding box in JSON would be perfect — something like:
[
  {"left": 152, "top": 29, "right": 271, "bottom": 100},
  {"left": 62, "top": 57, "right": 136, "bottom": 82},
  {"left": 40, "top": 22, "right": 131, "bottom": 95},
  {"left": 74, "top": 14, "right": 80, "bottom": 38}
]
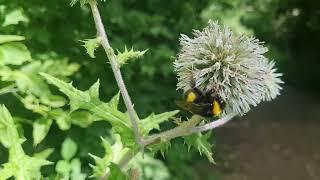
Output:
[
  {"left": 139, "top": 110, "right": 179, "bottom": 135},
  {"left": 128, "top": 154, "right": 171, "bottom": 180},
  {"left": 116, "top": 46, "right": 148, "bottom": 66},
  {"left": 50, "top": 109, "right": 72, "bottom": 130},
  {"left": 88, "top": 79, "right": 100, "bottom": 100},
  {"left": 0, "top": 42, "right": 31, "bottom": 65},
  {"left": 0, "top": 105, "right": 20, "bottom": 148},
  {"left": 0, "top": 139, "right": 52, "bottom": 179},
  {"left": 0, "top": 162, "right": 14, "bottom": 180},
  {"left": 70, "top": 110, "right": 99, "bottom": 128},
  {"left": 109, "top": 163, "right": 129, "bottom": 180},
  {"left": 184, "top": 132, "right": 215, "bottom": 163},
  {"left": 148, "top": 141, "right": 171, "bottom": 158},
  {"left": 89, "top": 137, "right": 113, "bottom": 178},
  {"left": 61, "top": 137, "right": 78, "bottom": 160},
  {"left": 0, "top": 35, "right": 25, "bottom": 44},
  {"left": 33, "top": 118, "right": 53, "bottom": 146},
  {"left": 41, "top": 73, "right": 136, "bottom": 148},
  {"left": 80, "top": 37, "right": 101, "bottom": 58},
  {"left": 90, "top": 135, "right": 131, "bottom": 178},
  {"left": 70, "top": 158, "right": 86, "bottom": 180},
  {"left": 56, "top": 160, "right": 72, "bottom": 176},
  {"left": 34, "top": 148, "right": 54, "bottom": 159},
  {"left": 2, "top": 9, "right": 29, "bottom": 27},
  {"left": 109, "top": 91, "right": 120, "bottom": 110}
]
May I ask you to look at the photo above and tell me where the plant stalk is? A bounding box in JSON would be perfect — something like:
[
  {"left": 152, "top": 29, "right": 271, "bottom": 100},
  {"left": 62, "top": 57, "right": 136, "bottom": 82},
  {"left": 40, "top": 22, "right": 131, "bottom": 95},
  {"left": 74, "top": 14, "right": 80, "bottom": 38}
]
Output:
[
  {"left": 142, "top": 114, "right": 235, "bottom": 146},
  {"left": 89, "top": 1, "right": 143, "bottom": 147}
]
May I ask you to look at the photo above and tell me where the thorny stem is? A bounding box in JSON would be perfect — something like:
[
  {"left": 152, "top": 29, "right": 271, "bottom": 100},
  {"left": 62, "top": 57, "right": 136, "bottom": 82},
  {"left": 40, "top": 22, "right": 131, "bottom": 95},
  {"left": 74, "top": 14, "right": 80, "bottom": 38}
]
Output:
[
  {"left": 89, "top": 1, "right": 143, "bottom": 147},
  {"left": 142, "top": 114, "right": 236, "bottom": 146}
]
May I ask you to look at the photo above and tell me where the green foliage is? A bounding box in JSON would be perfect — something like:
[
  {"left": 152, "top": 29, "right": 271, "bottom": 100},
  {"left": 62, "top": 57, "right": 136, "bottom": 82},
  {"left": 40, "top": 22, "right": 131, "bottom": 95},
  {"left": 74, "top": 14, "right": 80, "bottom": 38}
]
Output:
[
  {"left": 89, "top": 135, "right": 128, "bottom": 178},
  {"left": 0, "top": 105, "right": 52, "bottom": 180},
  {"left": 0, "top": 35, "right": 25, "bottom": 44},
  {"left": 109, "top": 163, "right": 129, "bottom": 180},
  {"left": 0, "top": 41, "right": 31, "bottom": 65},
  {"left": 32, "top": 118, "right": 53, "bottom": 146},
  {"left": 2, "top": 9, "right": 29, "bottom": 27},
  {"left": 80, "top": 37, "right": 101, "bottom": 58},
  {"left": 116, "top": 46, "right": 148, "bottom": 67},
  {"left": 61, "top": 137, "right": 78, "bottom": 161},
  {"left": 41, "top": 73, "right": 179, "bottom": 150},
  {"left": 184, "top": 132, "right": 215, "bottom": 164},
  {"left": 129, "top": 154, "right": 171, "bottom": 180},
  {"left": 41, "top": 72, "right": 137, "bottom": 148},
  {"left": 56, "top": 138, "right": 86, "bottom": 179}
]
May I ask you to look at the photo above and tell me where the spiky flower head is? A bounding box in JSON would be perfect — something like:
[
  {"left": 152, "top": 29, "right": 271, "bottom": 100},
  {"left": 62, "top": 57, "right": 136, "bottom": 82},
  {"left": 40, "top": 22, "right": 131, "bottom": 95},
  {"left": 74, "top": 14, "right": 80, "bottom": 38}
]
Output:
[{"left": 174, "top": 21, "right": 283, "bottom": 116}]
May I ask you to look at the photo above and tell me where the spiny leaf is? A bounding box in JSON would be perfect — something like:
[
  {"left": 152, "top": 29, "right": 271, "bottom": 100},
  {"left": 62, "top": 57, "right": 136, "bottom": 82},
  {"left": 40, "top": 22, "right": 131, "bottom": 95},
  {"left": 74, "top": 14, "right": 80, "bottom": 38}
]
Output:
[
  {"left": 89, "top": 137, "right": 113, "bottom": 178},
  {"left": 109, "top": 91, "right": 120, "bottom": 110},
  {"left": 40, "top": 73, "right": 136, "bottom": 148},
  {"left": 80, "top": 37, "right": 101, "bottom": 58},
  {"left": 0, "top": 35, "right": 25, "bottom": 44},
  {"left": 148, "top": 141, "right": 171, "bottom": 158},
  {"left": 116, "top": 46, "right": 148, "bottom": 66},
  {"left": 184, "top": 132, "right": 215, "bottom": 163},
  {"left": 90, "top": 135, "right": 132, "bottom": 178},
  {"left": 88, "top": 79, "right": 100, "bottom": 100},
  {"left": 139, "top": 110, "right": 179, "bottom": 135}
]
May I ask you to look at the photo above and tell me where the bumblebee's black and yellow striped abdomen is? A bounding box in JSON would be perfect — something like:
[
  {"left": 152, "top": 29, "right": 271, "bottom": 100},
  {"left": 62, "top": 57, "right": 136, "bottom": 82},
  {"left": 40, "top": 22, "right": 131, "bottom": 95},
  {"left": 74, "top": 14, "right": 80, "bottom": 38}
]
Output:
[{"left": 176, "top": 87, "right": 225, "bottom": 117}]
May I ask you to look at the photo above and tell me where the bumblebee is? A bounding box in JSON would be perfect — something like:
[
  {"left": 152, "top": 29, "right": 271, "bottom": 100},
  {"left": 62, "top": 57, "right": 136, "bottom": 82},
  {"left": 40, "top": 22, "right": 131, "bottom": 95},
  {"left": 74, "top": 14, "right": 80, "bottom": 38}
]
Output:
[{"left": 175, "top": 87, "right": 225, "bottom": 117}]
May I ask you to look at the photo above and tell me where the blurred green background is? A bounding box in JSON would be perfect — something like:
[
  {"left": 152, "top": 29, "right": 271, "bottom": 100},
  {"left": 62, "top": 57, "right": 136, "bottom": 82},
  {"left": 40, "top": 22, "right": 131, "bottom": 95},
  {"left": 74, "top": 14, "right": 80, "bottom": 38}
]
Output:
[{"left": 1, "top": 0, "right": 320, "bottom": 179}]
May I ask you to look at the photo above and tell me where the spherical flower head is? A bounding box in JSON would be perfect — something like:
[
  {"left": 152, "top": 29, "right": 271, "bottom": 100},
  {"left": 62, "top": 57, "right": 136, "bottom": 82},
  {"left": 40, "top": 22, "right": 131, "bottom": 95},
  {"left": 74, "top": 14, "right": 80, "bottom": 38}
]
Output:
[{"left": 174, "top": 21, "right": 283, "bottom": 116}]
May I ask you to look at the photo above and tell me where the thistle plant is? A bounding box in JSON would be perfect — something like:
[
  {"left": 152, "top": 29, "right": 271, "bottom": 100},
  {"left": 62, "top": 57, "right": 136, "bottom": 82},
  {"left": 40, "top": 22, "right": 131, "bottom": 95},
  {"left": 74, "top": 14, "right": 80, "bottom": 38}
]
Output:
[
  {"left": 175, "top": 21, "right": 283, "bottom": 116},
  {"left": 0, "top": 0, "right": 283, "bottom": 179}
]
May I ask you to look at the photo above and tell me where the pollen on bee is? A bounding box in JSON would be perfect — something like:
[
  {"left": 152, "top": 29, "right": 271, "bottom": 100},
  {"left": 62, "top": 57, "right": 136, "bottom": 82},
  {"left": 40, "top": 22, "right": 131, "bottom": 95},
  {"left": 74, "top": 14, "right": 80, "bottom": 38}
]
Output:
[
  {"left": 186, "top": 91, "right": 197, "bottom": 102},
  {"left": 212, "top": 100, "right": 222, "bottom": 117}
]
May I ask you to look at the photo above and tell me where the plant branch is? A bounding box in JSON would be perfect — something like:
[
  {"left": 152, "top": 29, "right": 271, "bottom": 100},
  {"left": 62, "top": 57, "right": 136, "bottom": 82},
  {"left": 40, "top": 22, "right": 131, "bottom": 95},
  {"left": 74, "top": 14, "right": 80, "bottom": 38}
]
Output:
[
  {"left": 89, "top": 1, "right": 143, "bottom": 146},
  {"left": 190, "top": 114, "right": 236, "bottom": 133},
  {"left": 143, "top": 114, "right": 236, "bottom": 146}
]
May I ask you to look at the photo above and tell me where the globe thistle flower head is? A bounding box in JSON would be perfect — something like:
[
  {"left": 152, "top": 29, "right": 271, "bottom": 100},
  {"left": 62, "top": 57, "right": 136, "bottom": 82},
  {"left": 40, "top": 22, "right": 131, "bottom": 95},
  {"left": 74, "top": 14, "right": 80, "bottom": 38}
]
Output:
[{"left": 174, "top": 21, "right": 283, "bottom": 116}]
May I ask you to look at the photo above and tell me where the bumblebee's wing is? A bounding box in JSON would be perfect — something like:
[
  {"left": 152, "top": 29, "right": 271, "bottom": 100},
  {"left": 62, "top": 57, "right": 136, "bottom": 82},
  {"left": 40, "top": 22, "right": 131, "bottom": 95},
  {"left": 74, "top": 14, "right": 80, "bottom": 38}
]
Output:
[{"left": 175, "top": 100, "right": 212, "bottom": 116}]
